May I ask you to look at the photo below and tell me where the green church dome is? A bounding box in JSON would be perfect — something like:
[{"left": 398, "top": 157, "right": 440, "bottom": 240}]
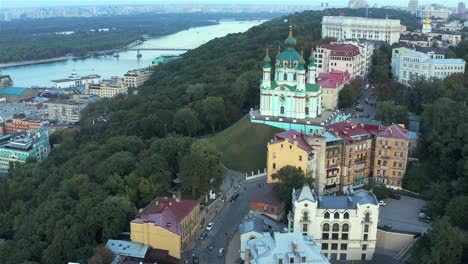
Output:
[{"left": 284, "top": 24, "right": 297, "bottom": 47}]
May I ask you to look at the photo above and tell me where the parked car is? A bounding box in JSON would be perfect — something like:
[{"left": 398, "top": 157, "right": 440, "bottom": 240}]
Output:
[
  {"left": 200, "top": 232, "right": 208, "bottom": 240},
  {"left": 206, "top": 222, "right": 215, "bottom": 231},
  {"left": 389, "top": 193, "right": 401, "bottom": 200},
  {"left": 218, "top": 248, "right": 225, "bottom": 257},
  {"left": 379, "top": 200, "right": 386, "bottom": 206},
  {"left": 230, "top": 193, "right": 240, "bottom": 202},
  {"left": 419, "top": 207, "right": 431, "bottom": 222}
]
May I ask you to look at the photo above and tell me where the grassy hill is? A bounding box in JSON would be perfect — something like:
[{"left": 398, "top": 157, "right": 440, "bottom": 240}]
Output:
[{"left": 210, "top": 116, "right": 283, "bottom": 172}]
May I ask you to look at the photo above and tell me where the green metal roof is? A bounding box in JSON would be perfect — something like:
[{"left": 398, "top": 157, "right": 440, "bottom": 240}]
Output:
[
  {"left": 276, "top": 48, "right": 301, "bottom": 68},
  {"left": 0, "top": 87, "right": 29, "bottom": 96},
  {"left": 269, "top": 81, "right": 321, "bottom": 93}
]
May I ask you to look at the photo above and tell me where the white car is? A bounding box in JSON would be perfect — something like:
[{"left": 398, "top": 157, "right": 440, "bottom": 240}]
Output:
[
  {"left": 379, "top": 200, "right": 386, "bottom": 206},
  {"left": 206, "top": 222, "right": 215, "bottom": 231}
]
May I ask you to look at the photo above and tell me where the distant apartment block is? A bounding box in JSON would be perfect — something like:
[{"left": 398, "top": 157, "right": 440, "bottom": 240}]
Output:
[
  {"left": 4, "top": 114, "right": 44, "bottom": 134},
  {"left": 43, "top": 99, "right": 89, "bottom": 123},
  {"left": 130, "top": 197, "right": 201, "bottom": 260},
  {"left": 348, "top": 0, "right": 367, "bottom": 9},
  {"left": 288, "top": 184, "right": 379, "bottom": 261},
  {"left": 244, "top": 232, "right": 330, "bottom": 264},
  {"left": 51, "top": 72, "right": 101, "bottom": 89},
  {"left": 266, "top": 121, "right": 410, "bottom": 192},
  {"left": 123, "top": 68, "right": 153, "bottom": 88},
  {"left": 86, "top": 82, "right": 128, "bottom": 98},
  {"left": 321, "top": 16, "right": 401, "bottom": 44},
  {"left": 391, "top": 47, "right": 465, "bottom": 84},
  {"left": 0, "top": 128, "right": 50, "bottom": 171}
]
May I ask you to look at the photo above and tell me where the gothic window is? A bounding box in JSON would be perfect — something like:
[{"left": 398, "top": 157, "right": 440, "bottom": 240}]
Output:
[
  {"left": 323, "top": 223, "right": 330, "bottom": 231},
  {"left": 302, "top": 211, "right": 309, "bottom": 221},
  {"left": 344, "top": 212, "right": 349, "bottom": 219},
  {"left": 332, "top": 223, "right": 339, "bottom": 232},
  {"left": 305, "top": 107, "right": 309, "bottom": 116},
  {"left": 334, "top": 212, "right": 340, "bottom": 219},
  {"left": 324, "top": 212, "right": 330, "bottom": 219},
  {"left": 364, "top": 212, "right": 370, "bottom": 222},
  {"left": 280, "top": 106, "right": 285, "bottom": 115},
  {"left": 284, "top": 73, "right": 288, "bottom": 81},
  {"left": 342, "top": 224, "right": 349, "bottom": 232}
]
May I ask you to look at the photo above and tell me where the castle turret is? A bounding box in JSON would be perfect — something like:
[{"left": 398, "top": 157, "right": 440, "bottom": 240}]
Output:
[
  {"left": 262, "top": 47, "right": 271, "bottom": 88},
  {"left": 307, "top": 47, "right": 317, "bottom": 84}
]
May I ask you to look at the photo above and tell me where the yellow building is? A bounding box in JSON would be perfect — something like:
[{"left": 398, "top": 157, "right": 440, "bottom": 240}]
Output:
[
  {"left": 267, "top": 130, "right": 313, "bottom": 184},
  {"left": 372, "top": 124, "right": 409, "bottom": 189},
  {"left": 130, "top": 197, "right": 200, "bottom": 260}
]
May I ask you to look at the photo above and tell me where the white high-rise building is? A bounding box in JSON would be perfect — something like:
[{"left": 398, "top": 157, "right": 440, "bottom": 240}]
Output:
[
  {"left": 408, "top": 0, "right": 419, "bottom": 15},
  {"left": 321, "top": 16, "right": 401, "bottom": 45},
  {"left": 288, "top": 184, "right": 379, "bottom": 261}
]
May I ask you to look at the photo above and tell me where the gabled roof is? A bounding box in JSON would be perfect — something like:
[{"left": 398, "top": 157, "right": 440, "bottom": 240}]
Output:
[
  {"left": 295, "top": 183, "right": 316, "bottom": 203},
  {"left": 251, "top": 183, "right": 282, "bottom": 207},
  {"left": 319, "top": 44, "right": 360, "bottom": 57},
  {"left": 317, "top": 70, "right": 350, "bottom": 89},
  {"left": 374, "top": 124, "right": 409, "bottom": 140},
  {"left": 326, "top": 121, "right": 380, "bottom": 144},
  {"left": 272, "top": 130, "right": 313, "bottom": 153}
]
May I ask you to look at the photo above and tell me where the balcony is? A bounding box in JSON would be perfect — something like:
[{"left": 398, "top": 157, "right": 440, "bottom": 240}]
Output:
[
  {"left": 381, "top": 155, "right": 391, "bottom": 159},
  {"left": 361, "top": 218, "right": 373, "bottom": 224},
  {"left": 355, "top": 158, "right": 367, "bottom": 164},
  {"left": 381, "top": 165, "right": 389, "bottom": 170},
  {"left": 355, "top": 167, "right": 366, "bottom": 172},
  {"left": 300, "top": 217, "right": 311, "bottom": 223}
]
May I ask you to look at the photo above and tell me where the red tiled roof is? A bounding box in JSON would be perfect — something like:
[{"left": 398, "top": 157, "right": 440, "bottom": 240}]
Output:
[
  {"left": 374, "top": 124, "right": 409, "bottom": 140},
  {"left": 326, "top": 121, "right": 380, "bottom": 144},
  {"left": 272, "top": 130, "right": 313, "bottom": 153},
  {"left": 320, "top": 44, "right": 360, "bottom": 57},
  {"left": 317, "top": 70, "right": 351, "bottom": 89},
  {"left": 131, "top": 197, "right": 199, "bottom": 235}
]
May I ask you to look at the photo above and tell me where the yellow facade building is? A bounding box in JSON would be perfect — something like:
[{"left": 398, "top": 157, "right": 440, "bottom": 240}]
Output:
[{"left": 130, "top": 197, "right": 200, "bottom": 260}]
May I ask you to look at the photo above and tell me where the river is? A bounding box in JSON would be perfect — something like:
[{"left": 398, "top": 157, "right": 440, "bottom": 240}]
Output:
[{"left": 0, "top": 20, "right": 265, "bottom": 87}]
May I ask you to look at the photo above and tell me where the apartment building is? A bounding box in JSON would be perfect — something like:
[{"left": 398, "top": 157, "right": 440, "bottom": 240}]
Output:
[
  {"left": 86, "top": 83, "right": 128, "bottom": 98},
  {"left": 123, "top": 68, "right": 153, "bottom": 88},
  {"left": 244, "top": 232, "right": 330, "bottom": 264},
  {"left": 43, "top": 99, "right": 88, "bottom": 123},
  {"left": 373, "top": 125, "right": 409, "bottom": 189},
  {"left": 321, "top": 16, "right": 401, "bottom": 44},
  {"left": 266, "top": 121, "right": 410, "bottom": 192},
  {"left": 130, "top": 197, "right": 200, "bottom": 260},
  {"left": 4, "top": 114, "right": 43, "bottom": 134},
  {"left": 317, "top": 70, "right": 351, "bottom": 110},
  {"left": 315, "top": 44, "right": 362, "bottom": 77},
  {"left": 288, "top": 184, "right": 379, "bottom": 261},
  {"left": 391, "top": 46, "right": 465, "bottom": 84}
]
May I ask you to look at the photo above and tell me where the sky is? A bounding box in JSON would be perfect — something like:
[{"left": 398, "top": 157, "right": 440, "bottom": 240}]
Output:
[{"left": 0, "top": 0, "right": 465, "bottom": 8}]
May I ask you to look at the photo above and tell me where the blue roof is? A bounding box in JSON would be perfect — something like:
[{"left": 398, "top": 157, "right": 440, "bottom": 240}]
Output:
[
  {"left": 427, "top": 58, "right": 465, "bottom": 64},
  {"left": 106, "top": 239, "right": 148, "bottom": 259},
  {"left": 0, "top": 87, "right": 29, "bottom": 96},
  {"left": 318, "top": 189, "right": 377, "bottom": 209}
]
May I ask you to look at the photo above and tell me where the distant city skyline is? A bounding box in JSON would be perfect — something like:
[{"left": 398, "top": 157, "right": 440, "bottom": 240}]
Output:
[{"left": 1, "top": 0, "right": 466, "bottom": 9}]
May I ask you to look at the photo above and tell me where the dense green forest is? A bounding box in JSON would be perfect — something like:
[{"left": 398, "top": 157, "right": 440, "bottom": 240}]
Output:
[
  {"left": 369, "top": 41, "right": 468, "bottom": 263},
  {"left": 0, "top": 12, "right": 281, "bottom": 63},
  {"left": 0, "top": 8, "right": 421, "bottom": 264}
]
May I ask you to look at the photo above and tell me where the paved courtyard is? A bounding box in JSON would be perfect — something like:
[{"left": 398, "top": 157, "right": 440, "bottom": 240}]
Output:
[{"left": 378, "top": 195, "right": 431, "bottom": 234}]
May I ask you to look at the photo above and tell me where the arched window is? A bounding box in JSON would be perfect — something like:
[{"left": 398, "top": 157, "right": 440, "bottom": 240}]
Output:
[
  {"left": 305, "top": 107, "right": 309, "bottom": 116},
  {"left": 332, "top": 223, "right": 339, "bottom": 232},
  {"left": 342, "top": 223, "right": 349, "bottom": 232},
  {"left": 344, "top": 212, "right": 349, "bottom": 219},
  {"left": 323, "top": 223, "right": 330, "bottom": 231},
  {"left": 280, "top": 106, "right": 285, "bottom": 115},
  {"left": 284, "top": 73, "right": 288, "bottom": 81},
  {"left": 302, "top": 211, "right": 309, "bottom": 221},
  {"left": 365, "top": 212, "right": 370, "bottom": 222},
  {"left": 334, "top": 212, "right": 340, "bottom": 219},
  {"left": 324, "top": 212, "right": 330, "bottom": 219},
  {"left": 293, "top": 74, "right": 297, "bottom": 81}
]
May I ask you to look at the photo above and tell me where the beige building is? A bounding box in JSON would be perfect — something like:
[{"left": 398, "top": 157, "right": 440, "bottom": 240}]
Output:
[
  {"left": 86, "top": 82, "right": 128, "bottom": 98},
  {"left": 288, "top": 184, "right": 379, "bottom": 261},
  {"left": 315, "top": 44, "right": 362, "bottom": 78},
  {"left": 43, "top": 99, "right": 88, "bottom": 123},
  {"left": 317, "top": 70, "right": 351, "bottom": 110},
  {"left": 373, "top": 124, "right": 409, "bottom": 190},
  {"left": 123, "top": 68, "right": 153, "bottom": 88},
  {"left": 322, "top": 16, "right": 401, "bottom": 44}
]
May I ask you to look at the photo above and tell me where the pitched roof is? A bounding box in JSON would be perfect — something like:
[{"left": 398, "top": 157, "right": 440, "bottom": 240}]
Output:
[
  {"left": 295, "top": 183, "right": 316, "bottom": 202},
  {"left": 320, "top": 44, "right": 360, "bottom": 57},
  {"left": 374, "top": 124, "right": 409, "bottom": 140},
  {"left": 317, "top": 70, "right": 350, "bottom": 89},
  {"left": 0, "top": 87, "right": 30, "bottom": 96},
  {"left": 131, "top": 197, "right": 199, "bottom": 235},
  {"left": 318, "top": 189, "right": 378, "bottom": 209},
  {"left": 272, "top": 130, "right": 313, "bottom": 153},
  {"left": 251, "top": 183, "right": 282, "bottom": 207},
  {"left": 326, "top": 121, "right": 380, "bottom": 144}
]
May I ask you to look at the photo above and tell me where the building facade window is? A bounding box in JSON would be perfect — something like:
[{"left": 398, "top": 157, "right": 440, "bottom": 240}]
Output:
[{"left": 323, "top": 223, "right": 330, "bottom": 231}]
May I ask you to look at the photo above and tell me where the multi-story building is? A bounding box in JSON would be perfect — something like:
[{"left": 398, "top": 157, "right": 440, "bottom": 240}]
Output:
[
  {"left": 408, "top": 0, "right": 419, "bottom": 15},
  {"left": 0, "top": 87, "right": 37, "bottom": 103},
  {"left": 417, "top": 6, "right": 450, "bottom": 20},
  {"left": 244, "top": 232, "right": 330, "bottom": 264},
  {"left": 0, "top": 128, "right": 50, "bottom": 171},
  {"left": 458, "top": 2, "right": 466, "bottom": 19},
  {"left": 288, "top": 184, "right": 379, "bottom": 261},
  {"left": 0, "top": 75, "right": 13, "bottom": 88},
  {"left": 372, "top": 124, "right": 409, "bottom": 189},
  {"left": 317, "top": 70, "right": 351, "bottom": 110},
  {"left": 123, "top": 67, "right": 153, "bottom": 88},
  {"left": 399, "top": 33, "right": 432, "bottom": 47},
  {"left": 266, "top": 121, "right": 410, "bottom": 192},
  {"left": 259, "top": 26, "right": 322, "bottom": 120},
  {"left": 321, "top": 16, "right": 401, "bottom": 44},
  {"left": 348, "top": 0, "right": 367, "bottom": 9},
  {"left": 391, "top": 46, "right": 465, "bottom": 84},
  {"left": 341, "top": 40, "right": 374, "bottom": 77},
  {"left": 51, "top": 72, "right": 100, "bottom": 88},
  {"left": 315, "top": 44, "right": 362, "bottom": 77},
  {"left": 86, "top": 82, "right": 128, "bottom": 98},
  {"left": 130, "top": 197, "right": 200, "bottom": 260},
  {"left": 4, "top": 114, "right": 43, "bottom": 134},
  {"left": 43, "top": 99, "right": 88, "bottom": 123}
]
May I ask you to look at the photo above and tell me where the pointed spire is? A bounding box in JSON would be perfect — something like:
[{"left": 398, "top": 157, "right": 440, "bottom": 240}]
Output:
[
  {"left": 308, "top": 47, "right": 316, "bottom": 67},
  {"left": 284, "top": 23, "right": 297, "bottom": 47},
  {"left": 263, "top": 47, "right": 271, "bottom": 63},
  {"left": 288, "top": 23, "right": 293, "bottom": 38},
  {"left": 276, "top": 45, "right": 281, "bottom": 58}
]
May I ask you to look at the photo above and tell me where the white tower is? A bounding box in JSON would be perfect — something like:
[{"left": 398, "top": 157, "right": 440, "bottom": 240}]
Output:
[
  {"left": 297, "top": 50, "right": 306, "bottom": 91},
  {"left": 422, "top": 13, "right": 432, "bottom": 34},
  {"left": 307, "top": 48, "right": 317, "bottom": 84},
  {"left": 262, "top": 48, "right": 271, "bottom": 88}
]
